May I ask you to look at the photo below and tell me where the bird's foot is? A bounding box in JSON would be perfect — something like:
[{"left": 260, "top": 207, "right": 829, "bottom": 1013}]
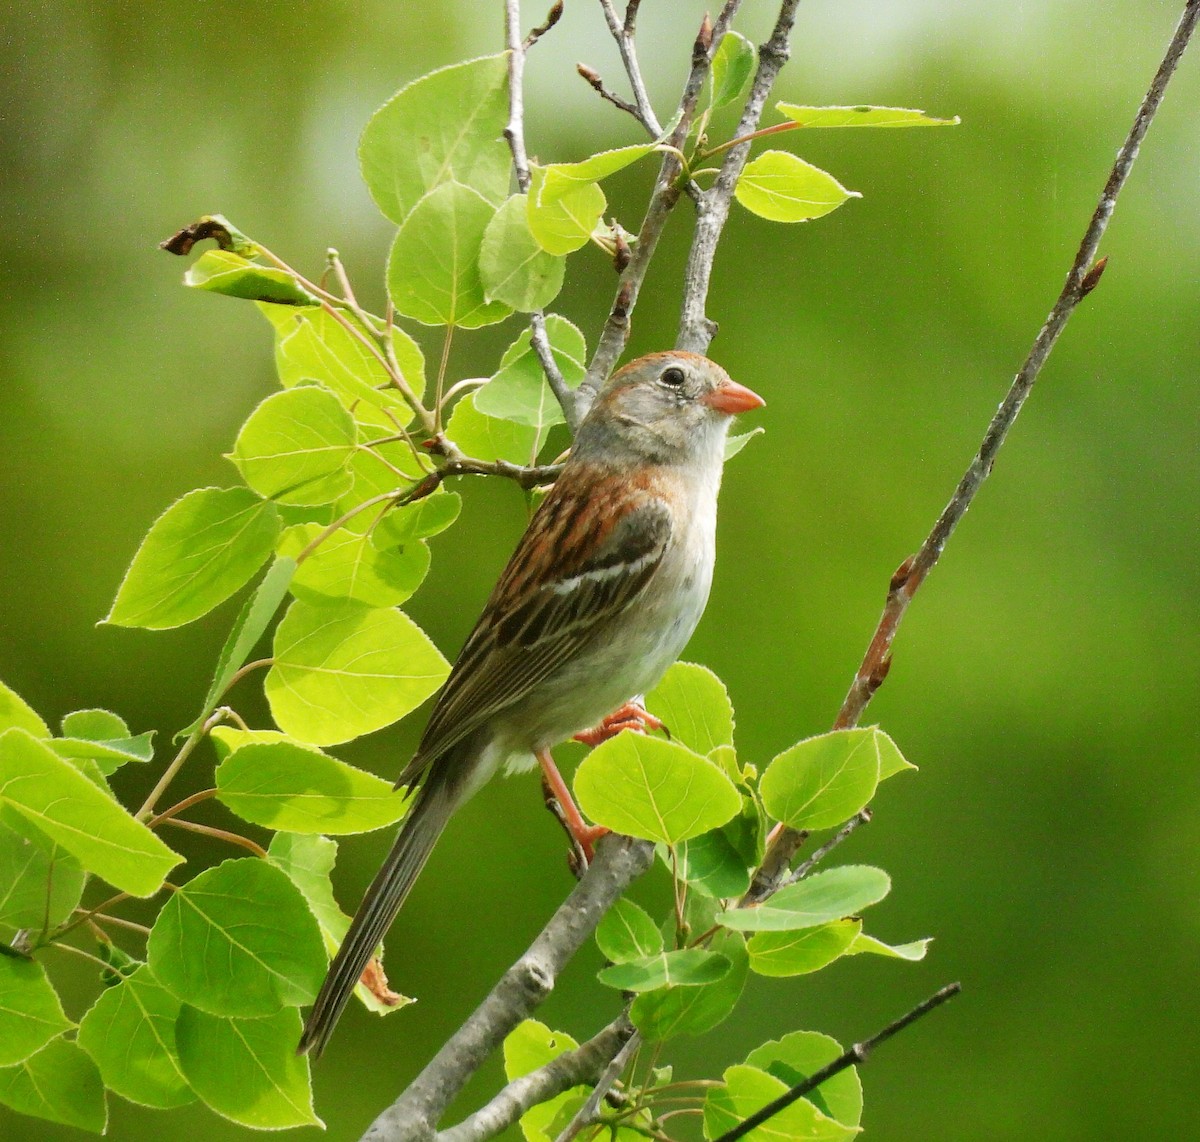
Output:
[
  {"left": 538, "top": 747, "right": 610, "bottom": 875},
  {"left": 572, "top": 701, "right": 669, "bottom": 748}
]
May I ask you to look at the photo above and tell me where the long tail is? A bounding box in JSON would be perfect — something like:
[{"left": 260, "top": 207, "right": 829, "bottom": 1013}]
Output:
[{"left": 298, "top": 763, "right": 461, "bottom": 1057}]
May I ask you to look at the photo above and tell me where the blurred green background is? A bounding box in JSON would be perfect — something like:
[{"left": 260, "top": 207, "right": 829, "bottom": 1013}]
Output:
[{"left": 2, "top": 0, "right": 1197, "bottom": 1138}]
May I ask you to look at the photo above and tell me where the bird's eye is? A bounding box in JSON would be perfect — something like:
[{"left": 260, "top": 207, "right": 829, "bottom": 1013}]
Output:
[{"left": 660, "top": 366, "right": 686, "bottom": 387}]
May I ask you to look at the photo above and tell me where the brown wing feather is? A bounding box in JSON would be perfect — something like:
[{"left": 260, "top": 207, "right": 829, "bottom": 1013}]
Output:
[{"left": 396, "top": 466, "right": 672, "bottom": 786}]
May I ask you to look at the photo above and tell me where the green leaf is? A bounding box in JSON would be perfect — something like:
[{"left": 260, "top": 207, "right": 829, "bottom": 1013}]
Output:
[
  {"left": 279, "top": 523, "right": 431, "bottom": 608},
  {"left": 675, "top": 825, "right": 753, "bottom": 898},
  {"left": 645, "top": 662, "right": 734, "bottom": 757},
  {"left": 539, "top": 142, "right": 659, "bottom": 204},
  {"left": 630, "top": 930, "right": 748, "bottom": 1041},
  {"left": 574, "top": 735, "right": 741, "bottom": 845},
  {"left": 0, "top": 956, "right": 73, "bottom": 1066},
  {"left": 373, "top": 491, "right": 462, "bottom": 547},
  {"left": 0, "top": 806, "right": 85, "bottom": 932},
  {"left": 735, "top": 151, "right": 861, "bottom": 223},
  {"left": 760, "top": 727, "right": 886, "bottom": 832},
  {"left": 480, "top": 194, "right": 566, "bottom": 311},
  {"left": 147, "top": 857, "right": 327, "bottom": 1016},
  {"left": 847, "top": 932, "right": 931, "bottom": 961},
  {"left": 704, "top": 1064, "right": 857, "bottom": 1142},
  {"left": 388, "top": 182, "right": 514, "bottom": 328},
  {"left": 446, "top": 391, "right": 541, "bottom": 466},
  {"left": 50, "top": 732, "right": 155, "bottom": 777},
  {"left": 503, "top": 1020, "right": 586, "bottom": 1142},
  {"left": 104, "top": 487, "right": 281, "bottom": 629},
  {"left": 184, "top": 249, "right": 316, "bottom": 305},
  {"left": 776, "top": 103, "right": 959, "bottom": 128},
  {"left": 216, "top": 739, "right": 411, "bottom": 834},
  {"left": 76, "top": 965, "right": 192, "bottom": 1109},
  {"left": 598, "top": 949, "right": 730, "bottom": 992},
  {"left": 726, "top": 426, "right": 765, "bottom": 460},
  {"left": 259, "top": 302, "right": 424, "bottom": 420},
  {"left": 359, "top": 53, "right": 511, "bottom": 223},
  {"left": 717, "top": 866, "right": 891, "bottom": 932},
  {"left": 0, "top": 1038, "right": 107, "bottom": 1134},
  {"left": 0, "top": 680, "right": 48, "bottom": 738},
  {"left": 595, "top": 898, "right": 663, "bottom": 963},
  {"left": 747, "top": 919, "right": 861, "bottom": 977},
  {"left": 61, "top": 708, "right": 125, "bottom": 739},
  {"left": 710, "top": 31, "right": 756, "bottom": 111},
  {"left": 474, "top": 314, "right": 586, "bottom": 431},
  {"left": 266, "top": 599, "right": 450, "bottom": 746},
  {"left": 875, "top": 729, "right": 917, "bottom": 780},
  {"left": 526, "top": 168, "right": 607, "bottom": 255},
  {"left": 229, "top": 387, "right": 356, "bottom": 506},
  {"left": 0, "top": 729, "right": 182, "bottom": 897},
  {"left": 175, "top": 1005, "right": 321, "bottom": 1129},
  {"left": 746, "top": 1031, "right": 863, "bottom": 1127},
  {"left": 266, "top": 832, "right": 412, "bottom": 1015}
]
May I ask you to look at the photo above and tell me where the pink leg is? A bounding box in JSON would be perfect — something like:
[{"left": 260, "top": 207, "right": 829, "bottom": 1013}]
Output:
[
  {"left": 537, "top": 747, "right": 609, "bottom": 865},
  {"left": 572, "top": 701, "right": 669, "bottom": 748}
]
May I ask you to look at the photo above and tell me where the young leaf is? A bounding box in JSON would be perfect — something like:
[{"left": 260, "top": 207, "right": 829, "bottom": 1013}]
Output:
[
  {"left": 76, "top": 965, "right": 192, "bottom": 1109},
  {"left": 373, "top": 490, "right": 462, "bottom": 548},
  {"left": 359, "top": 53, "right": 511, "bottom": 223},
  {"left": 847, "top": 932, "right": 932, "bottom": 961},
  {"left": 147, "top": 857, "right": 326, "bottom": 1017},
  {"left": 61, "top": 708, "right": 126, "bottom": 739},
  {"left": 266, "top": 832, "right": 412, "bottom": 1015},
  {"left": 710, "top": 31, "right": 756, "bottom": 111},
  {"left": 474, "top": 314, "right": 586, "bottom": 430},
  {"left": 526, "top": 168, "right": 607, "bottom": 255},
  {"left": 104, "top": 487, "right": 280, "bottom": 629},
  {"left": 229, "top": 387, "right": 356, "bottom": 506},
  {"left": 538, "top": 142, "right": 659, "bottom": 204},
  {"left": 718, "top": 866, "right": 891, "bottom": 932},
  {"left": 630, "top": 930, "right": 748, "bottom": 1041},
  {"left": 574, "top": 735, "right": 742, "bottom": 846},
  {"left": 735, "top": 151, "right": 861, "bottom": 223},
  {"left": 278, "top": 523, "right": 431, "bottom": 608},
  {"left": 0, "top": 806, "right": 85, "bottom": 931},
  {"left": 503, "top": 1020, "right": 587, "bottom": 1142},
  {"left": 776, "top": 103, "right": 960, "bottom": 128},
  {"left": 675, "top": 825, "right": 753, "bottom": 898},
  {"left": 0, "top": 1038, "right": 107, "bottom": 1134},
  {"left": 0, "top": 956, "right": 73, "bottom": 1067},
  {"left": 216, "top": 739, "right": 412, "bottom": 834},
  {"left": 875, "top": 729, "right": 917, "bottom": 780},
  {"left": 759, "top": 727, "right": 884, "bottom": 831},
  {"left": 746, "top": 1031, "right": 863, "bottom": 1128},
  {"left": 175, "top": 1005, "right": 321, "bottom": 1129},
  {"left": 595, "top": 897, "right": 664, "bottom": 963},
  {"left": 704, "top": 1064, "right": 856, "bottom": 1142},
  {"left": 259, "top": 303, "right": 425, "bottom": 419},
  {"left": 726, "top": 425, "right": 765, "bottom": 460},
  {"left": 184, "top": 249, "right": 316, "bottom": 305},
  {"left": 480, "top": 194, "right": 567, "bottom": 311},
  {"left": 266, "top": 599, "right": 450, "bottom": 746},
  {"left": 388, "top": 182, "right": 514, "bottom": 328},
  {"left": 446, "top": 391, "right": 541, "bottom": 466},
  {"left": 0, "top": 729, "right": 182, "bottom": 897},
  {"left": 50, "top": 732, "right": 155, "bottom": 777},
  {"left": 645, "top": 661, "right": 734, "bottom": 757},
  {"left": 598, "top": 949, "right": 730, "bottom": 992},
  {"left": 0, "top": 680, "right": 49, "bottom": 738},
  {"left": 747, "top": 919, "right": 861, "bottom": 978}
]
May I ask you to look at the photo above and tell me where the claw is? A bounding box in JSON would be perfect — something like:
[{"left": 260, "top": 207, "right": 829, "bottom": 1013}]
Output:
[{"left": 572, "top": 701, "right": 669, "bottom": 747}]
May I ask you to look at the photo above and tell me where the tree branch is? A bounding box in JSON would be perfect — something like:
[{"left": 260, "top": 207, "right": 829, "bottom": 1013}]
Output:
[
  {"left": 709, "top": 984, "right": 963, "bottom": 1142},
  {"left": 552, "top": 1025, "right": 641, "bottom": 1142},
  {"left": 746, "top": 0, "right": 1200, "bottom": 900},
  {"left": 360, "top": 835, "right": 654, "bottom": 1142}
]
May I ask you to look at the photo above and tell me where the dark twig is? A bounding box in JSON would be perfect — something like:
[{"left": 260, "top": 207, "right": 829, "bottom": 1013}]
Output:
[
  {"left": 597, "top": 0, "right": 663, "bottom": 134},
  {"left": 360, "top": 836, "right": 654, "bottom": 1142},
  {"left": 504, "top": 0, "right": 579, "bottom": 431},
  {"left": 577, "top": 62, "right": 643, "bottom": 121},
  {"left": 782, "top": 808, "right": 871, "bottom": 889},
  {"left": 553, "top": 1027, "right": 641, "bottom": 1142},
  {"left": 710, "top": 984, "right": 963, "bottom": 1142},
  {"left": 747, "top": 0, "right": 1200, "bottom": 899}
]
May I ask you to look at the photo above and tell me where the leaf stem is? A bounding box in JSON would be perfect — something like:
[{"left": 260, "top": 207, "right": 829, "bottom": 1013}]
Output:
[{"left": 158, "top": 817, "right": 267, "bottom": 859}]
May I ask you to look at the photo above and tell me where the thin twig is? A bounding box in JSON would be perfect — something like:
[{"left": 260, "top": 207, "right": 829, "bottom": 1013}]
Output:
[
  {"left": 148, "top": 787, "right": 218, "bottom": 829},
  {"left": 598, "top": 0, "right": 663, "bottom": 134},
  {"left": 88, "top": 912, "right": 152, "bottom": 937},
  {"left": 135, "top": 705, "right": 229, "bottom": 820},
  {"left": 782, "top": 809, "right": 870, "bottom": 888},
  {"left": 747, "top": 0, "right": 1200, "bottom": 900},
  {"left": 710, "top": 984, "right": 963, "bottom": 1142},
  {"left": 576, "top": 63, "right": 642, "bottom": 122},
  {"left": 553, "top": 1029, "right": 641, "bottom": 1142},
  {"left": 360, "top": 836, "right": 654, "bottom": 1142},
  {"left": 159, "top": 817, "right": 267, "bottom": 859}
]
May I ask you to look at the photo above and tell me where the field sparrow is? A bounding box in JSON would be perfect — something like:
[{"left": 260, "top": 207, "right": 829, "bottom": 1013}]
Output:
[{"left": 299, "top": 350, "right": 763, "bottom": 1056}]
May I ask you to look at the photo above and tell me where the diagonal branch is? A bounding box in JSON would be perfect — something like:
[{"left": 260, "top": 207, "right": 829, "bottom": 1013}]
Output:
[
  {"left": 746, "top": 0, "right": 1200, "bottom": 900},
  {"left": 360, "top": 835, "right": 653, "bottom": 1142}
]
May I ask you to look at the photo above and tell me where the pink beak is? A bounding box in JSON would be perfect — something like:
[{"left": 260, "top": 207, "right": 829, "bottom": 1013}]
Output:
[{"left": 702, "top": 379, "right": 766, "bottom": 416}]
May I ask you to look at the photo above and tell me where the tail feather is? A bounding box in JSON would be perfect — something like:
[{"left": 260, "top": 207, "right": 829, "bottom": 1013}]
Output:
[{"left": 298, "top": 765, "right": 461, "bottom": 1058}]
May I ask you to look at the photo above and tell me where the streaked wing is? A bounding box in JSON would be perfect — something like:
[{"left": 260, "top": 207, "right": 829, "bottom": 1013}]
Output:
[{"left": 400, "top": 474, "right": 673, "bottom": 782}]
